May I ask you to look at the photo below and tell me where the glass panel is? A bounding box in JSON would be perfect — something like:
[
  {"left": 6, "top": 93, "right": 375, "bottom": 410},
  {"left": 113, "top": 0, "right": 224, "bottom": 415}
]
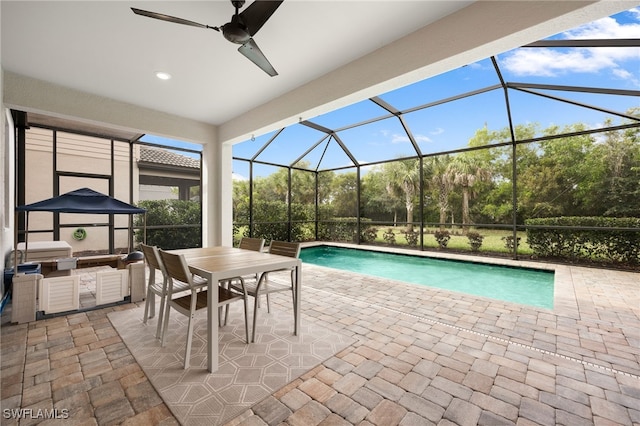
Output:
[
  {"left": 251, "top": 165, "right": 289, "bottom": 241},
  {"left": 516, "top": 128, "right": 640, "bottom": 264},
  {"left": 402, "top": 89, "right": 509, "bottom": 154},
  {"left": 135, "top": 142, "right": 202, "bottom": 250},
  {"left": 497, "top": 45, "right": 639, "bottom": 93},
  {"left": 233, "top": 158, "right": 251, "bottom": 181},
  {"left": 336, "top": 116, "right": 418, "bottom": 165},
  {"left": 317, "top": 169, "right": 358, "bottom": 242},
  {"left": 115, "top": 229, "right": 130, "bottom": 255},
  {"left": 255, "top": 124, "right": 326, "bottom": 166},
  {"left": 291, "top": 169, "right": 316, "bottom": 241},
  {"left": 508, "top": 89, "right": 638, "bottom": 139},
  {"left": 310, "top": 98, "right": 390, "bottom": 129},
  {"left": 232, "top": 129, "right": 279, "bottom": 161},
  {"left": 517, "top": 127, "right": 640, "bottom": 218},
  {"left": 294, "top": 137, "right": 353, "bottom": 171},
  {"left": 232, "top": 159, "right": 251, "bottom": 244},
  {"left": 378, "top": 57, "right": 502, "bottom": 111}
]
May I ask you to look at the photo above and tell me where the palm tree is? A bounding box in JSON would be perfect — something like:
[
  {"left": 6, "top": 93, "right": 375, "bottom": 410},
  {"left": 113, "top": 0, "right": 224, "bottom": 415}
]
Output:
[
  {"left": 447, "top": 154, "right": 491, "bottom": 232},
  {"left": 425, "top": 155, "right": 453, "bottom": 230},
  {"left": 383, "top": 159, "right": 421, "bottom": 232}
]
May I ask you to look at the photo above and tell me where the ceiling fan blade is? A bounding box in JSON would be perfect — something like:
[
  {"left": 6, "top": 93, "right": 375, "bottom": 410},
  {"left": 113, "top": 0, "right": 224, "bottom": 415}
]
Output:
[
  {"left": 239, "top": 1, "right": 283, "bottom": 36},
  {"left": 238, "top": 38, "right": 278, "bottom": 76},
  {"left": 131, "top": 7, "right": 219, "bottom": 31}
]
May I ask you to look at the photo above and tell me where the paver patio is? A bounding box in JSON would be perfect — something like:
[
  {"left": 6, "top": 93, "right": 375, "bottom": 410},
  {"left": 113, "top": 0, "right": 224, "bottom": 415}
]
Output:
[{"left": 1, "top": 243, "right": 638, "bottom": 425}]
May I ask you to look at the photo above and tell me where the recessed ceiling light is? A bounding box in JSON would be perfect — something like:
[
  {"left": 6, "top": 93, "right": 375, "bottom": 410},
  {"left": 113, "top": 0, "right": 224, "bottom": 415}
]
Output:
[{"left": 155, "top": 71, "right": 171, "bottom": 80}]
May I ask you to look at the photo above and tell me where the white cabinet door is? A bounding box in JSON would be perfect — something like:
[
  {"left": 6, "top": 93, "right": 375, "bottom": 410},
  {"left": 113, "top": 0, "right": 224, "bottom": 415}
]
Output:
[
  {"left": 40, "top": 275, "right": 79, "bottom": 314},
  {"left": 96, "top": 269, "right": 128, "bottom": 305}
]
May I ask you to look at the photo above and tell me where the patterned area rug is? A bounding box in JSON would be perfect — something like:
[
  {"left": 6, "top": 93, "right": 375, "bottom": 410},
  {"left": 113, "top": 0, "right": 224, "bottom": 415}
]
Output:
[{"left": 109, "top": 300, "right": 354, "bottom": 425}]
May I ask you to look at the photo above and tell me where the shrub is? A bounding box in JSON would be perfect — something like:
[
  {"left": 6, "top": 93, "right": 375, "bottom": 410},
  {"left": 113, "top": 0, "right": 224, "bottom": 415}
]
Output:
[
  {"left": 404, "top": 229, "right": 419, "bottom": 247},
  {"left": 135, "top": 199, "right": 201, "bottom": 249},
  {"left": 502, "top": 235, "right": 521, "bottom": 251},
  {"left": 467, "top": 231, "right": 484, "bottom": 252},
  {"left": 434, "top": 230, "right": 450, "bottom": 249},
  {"left": 361, "top": 225, "right": 378, "bottom": 243},
  {"left": 526, "top": 217, "right": 640, "bottom": 264},
  {"left": 383, "top": 228, "right": 396, "bottom": 245}
]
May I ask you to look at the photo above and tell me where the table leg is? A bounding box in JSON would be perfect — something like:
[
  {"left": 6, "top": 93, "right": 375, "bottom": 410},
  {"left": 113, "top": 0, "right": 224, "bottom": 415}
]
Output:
[
  {"left": 206, "top": 272, "right": 219, "bottom": 373},
  {"left": 294, "top": 262, "right": 301, "bottom": 335}
]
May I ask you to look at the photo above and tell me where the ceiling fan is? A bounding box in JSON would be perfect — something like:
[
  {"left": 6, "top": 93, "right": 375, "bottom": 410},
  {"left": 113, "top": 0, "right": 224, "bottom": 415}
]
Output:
[{"left": 131, "top": 0, "right": 283, "bottom": 76}]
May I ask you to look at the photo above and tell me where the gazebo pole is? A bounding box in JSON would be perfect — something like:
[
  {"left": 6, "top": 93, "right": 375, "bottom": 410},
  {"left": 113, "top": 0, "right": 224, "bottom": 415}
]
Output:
[
  {"left": 12, "top": 211, "right": 19, "bottom": 270},
  {"left": 13, "top": 211, "right": 29, "bottom": 271}
]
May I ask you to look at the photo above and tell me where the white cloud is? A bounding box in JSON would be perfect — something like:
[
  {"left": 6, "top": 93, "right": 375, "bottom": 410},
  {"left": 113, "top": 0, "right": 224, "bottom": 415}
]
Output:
[
  {"left": 430, "top": 128, "right": 445, "bottom": 135},
  {"left": 391, "top": 134, "right": 409, "bottom": 144},
  {"left": 501, "top": 11, "right": 640, "bottom": 79},
  {"left": 415, "top": 134, "right": 432, "bottom": 143},
  {"left": 232, "top": 172, "right": 247, "bottom": 181},
  {"left": 390, "top": 133, "right": 432, "bottom": 144},
  {"left": 612, "top": 68, "right": 640, "bottom": 87}
]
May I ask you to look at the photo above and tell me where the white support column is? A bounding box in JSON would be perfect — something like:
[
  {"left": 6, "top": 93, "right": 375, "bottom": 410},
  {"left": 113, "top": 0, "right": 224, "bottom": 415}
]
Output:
[{"left": 202, "top": 141, "right": 233, "bottom": 247}]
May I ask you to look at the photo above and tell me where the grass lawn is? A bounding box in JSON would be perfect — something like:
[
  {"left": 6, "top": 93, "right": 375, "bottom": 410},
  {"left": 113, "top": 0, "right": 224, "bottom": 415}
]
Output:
[{"left": 372, "top": 227, "right": 533, "bottom": 255}]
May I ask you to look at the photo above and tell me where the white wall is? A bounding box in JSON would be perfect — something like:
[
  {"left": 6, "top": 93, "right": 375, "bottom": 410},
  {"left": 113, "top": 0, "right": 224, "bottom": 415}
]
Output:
[
  {"left": 2, "top": 73, "right": 225, "bottom": 247},
  {"left": 2, "top": 70, "right": 17, "bottom": 303}
]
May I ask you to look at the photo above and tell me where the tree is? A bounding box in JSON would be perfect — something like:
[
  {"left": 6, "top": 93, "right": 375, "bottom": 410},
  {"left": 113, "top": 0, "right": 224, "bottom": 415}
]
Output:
[
  {"left": 382, "top": 159, "right": 421, "bottom": 232},
  {"left": 329, "top": 172, "right": 359, "bottom": 217},
  {"left": 424, "top": 155, "right": 453, "bottom": 230},
  {"left": 583, "top": 116, "right": 640, "bottom": 216},
  {"left": 362, "top": 165, "right": 402, "bottom": 222},
  {"left": 447, "top": 153, "right": 491, "bottom": 231}
]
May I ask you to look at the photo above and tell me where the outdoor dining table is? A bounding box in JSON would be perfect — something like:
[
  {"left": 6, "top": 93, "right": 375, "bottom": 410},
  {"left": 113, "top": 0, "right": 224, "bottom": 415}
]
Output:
[{"left": 167, "top": 245, "right": 302, "bottom": 372}]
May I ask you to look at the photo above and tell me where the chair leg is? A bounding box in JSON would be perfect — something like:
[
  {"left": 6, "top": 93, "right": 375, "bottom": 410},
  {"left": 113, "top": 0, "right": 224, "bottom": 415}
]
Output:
[
  {"left": 243, "top": 295, "right": 250, "bottom": 344},
  {"left": 251, "top": 296, "right": 260, "bottom": 343},
  {"left": 143, "top": 269, "right": 157, "bottom": 323},
  {"left": 266, "top": 293, "right": 271, "bottom": 313},
  {"left": 155, "top": 295, "right": 166, "bottom": 339},
  {"left": 184, "top": 313, "right": 195, "bottom": 369},
  {"left": 291, "top": 269, "right": 297, "bottom": 324},
  {"left": 160, "top": 300, "right": 172, "bottom": 347},
  {"left": 143, "top": 289, "right": 154, "bottom": 324}
]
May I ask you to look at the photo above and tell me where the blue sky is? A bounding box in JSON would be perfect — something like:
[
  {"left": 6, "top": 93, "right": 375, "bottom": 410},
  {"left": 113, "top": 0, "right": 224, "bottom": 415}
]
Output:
[{"left": 143, "top": 8, "right": 640, "bottom": 178}]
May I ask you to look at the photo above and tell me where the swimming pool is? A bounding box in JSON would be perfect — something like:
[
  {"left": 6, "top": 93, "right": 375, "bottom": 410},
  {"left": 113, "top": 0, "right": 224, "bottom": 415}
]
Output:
[{"left": 300, "top": 245, "right": 554, "bottom": 309}]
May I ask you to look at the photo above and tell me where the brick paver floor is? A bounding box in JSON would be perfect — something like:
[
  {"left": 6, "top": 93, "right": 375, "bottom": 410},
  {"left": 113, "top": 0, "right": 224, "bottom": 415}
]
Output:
[{"left": 1, "top": 244, "right": 638, "bottom": 425}]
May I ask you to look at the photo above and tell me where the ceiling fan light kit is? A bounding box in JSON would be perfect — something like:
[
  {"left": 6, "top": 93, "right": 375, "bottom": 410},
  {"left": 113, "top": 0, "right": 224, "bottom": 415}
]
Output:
[{"left": 131, "top": 0, "right": 283, "bottom": 76}]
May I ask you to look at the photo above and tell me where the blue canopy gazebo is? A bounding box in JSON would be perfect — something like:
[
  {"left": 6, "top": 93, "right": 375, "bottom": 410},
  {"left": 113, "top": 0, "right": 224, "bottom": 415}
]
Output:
[{"left": 14, "top": 188, "right": 147, "bottom": 268}]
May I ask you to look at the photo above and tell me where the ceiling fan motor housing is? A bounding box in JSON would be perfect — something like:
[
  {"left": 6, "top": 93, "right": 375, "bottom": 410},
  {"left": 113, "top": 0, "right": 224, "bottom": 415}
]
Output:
[{"left": 223, "top": 16, "right": 250, "bottom": 44}]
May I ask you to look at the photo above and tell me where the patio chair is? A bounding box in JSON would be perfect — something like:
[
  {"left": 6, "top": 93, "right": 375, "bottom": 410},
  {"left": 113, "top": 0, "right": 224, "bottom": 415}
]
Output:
[
  {"left": 238, "top": 237, "right": 265, "bottom": 252},
  {"left": 159, "top": 250, "right": 249, "bottom": 369},
  {"left": 141, "top": 244, "right": 206, "bottom": 339},
  {"left": 222, "top": 237, "right": 266, "bottom": 322},
  {"left": 229, "top": 240, "right": 300, "bottom": 343}
]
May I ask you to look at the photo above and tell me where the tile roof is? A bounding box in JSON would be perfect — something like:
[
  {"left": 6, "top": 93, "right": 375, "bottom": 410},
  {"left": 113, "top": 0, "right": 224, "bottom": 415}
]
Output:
[{"left": 140, "top": 147, "right": 200, "bottom": 169}]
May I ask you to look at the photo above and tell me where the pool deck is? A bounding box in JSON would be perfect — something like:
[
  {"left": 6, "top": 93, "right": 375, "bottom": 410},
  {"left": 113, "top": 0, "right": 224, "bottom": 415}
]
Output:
[{"left": 1, "top": 242, "right": 638, "bottom": 425}]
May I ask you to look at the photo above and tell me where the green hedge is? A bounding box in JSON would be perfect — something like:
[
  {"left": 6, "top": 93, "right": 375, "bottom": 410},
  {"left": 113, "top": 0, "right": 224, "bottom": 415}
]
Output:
[
  {"left": 317, "top": 218, "right": 375, "bottom": 242},
  {"left": 525, "top": 217, "right": 640, "bottom": 264},
  {"left": 135, "top": 199, "right": 202, "bottom": 249}
]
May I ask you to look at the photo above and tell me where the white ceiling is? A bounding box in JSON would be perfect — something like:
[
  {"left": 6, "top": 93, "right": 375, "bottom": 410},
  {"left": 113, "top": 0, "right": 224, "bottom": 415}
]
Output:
[
  {"left": 2, "top": 1, "right": 470, "bottom": 123},
  {"left": 1, "top": 1, "right": 634, "bottom": 144}
]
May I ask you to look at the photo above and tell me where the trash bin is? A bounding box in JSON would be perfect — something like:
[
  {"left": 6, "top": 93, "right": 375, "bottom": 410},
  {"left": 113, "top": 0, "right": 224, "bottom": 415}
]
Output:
[{"left": 4, "top": 263, "right": 42, "bottom": 295}]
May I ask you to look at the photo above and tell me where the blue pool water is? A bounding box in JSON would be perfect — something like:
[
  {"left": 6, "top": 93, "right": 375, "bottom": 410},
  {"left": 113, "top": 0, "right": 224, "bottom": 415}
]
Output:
[{"left": 300, "top": 246, "right": 554, "bottom": 309}]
